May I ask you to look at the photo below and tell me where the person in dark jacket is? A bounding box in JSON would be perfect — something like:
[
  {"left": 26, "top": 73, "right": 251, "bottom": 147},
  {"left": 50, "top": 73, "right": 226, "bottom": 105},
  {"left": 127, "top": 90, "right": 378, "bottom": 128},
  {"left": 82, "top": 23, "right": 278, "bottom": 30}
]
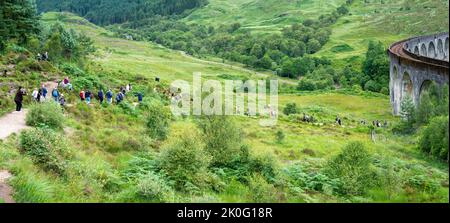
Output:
[
  {"left": 137, "top": 92, "right": 143, "bottom": 103},
  {"left": 14, "top": 87, "right": 26, "bottom": 112},
  {"left": 98, "top": 89, "right": 104, "bottom": 104},
  {"left": 37, "top": 88, "right": 43, "bottom": 102},
  {"left": 41, "top": 85, "right": 48, "bottom": 100},
  {"left": 115, "top": 92, "right": 122, "bottom": 104},
  {"left": 106, "top": 89, "right": 113, "bottom": 104},
  {"left": 85, "top": 90, "right": 92, "bottom": 104}
]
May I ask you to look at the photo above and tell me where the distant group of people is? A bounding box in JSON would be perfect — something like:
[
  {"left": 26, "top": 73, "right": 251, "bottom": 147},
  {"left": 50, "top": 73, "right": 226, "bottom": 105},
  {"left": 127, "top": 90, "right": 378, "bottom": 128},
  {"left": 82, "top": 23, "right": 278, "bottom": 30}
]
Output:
[
  {"left": 37, "top": 52, "right": 49, "bottom": 61},
  {"left": 78, "top": 83, "right": 143, "bottom": 106},
  {"left": 30, "top": 84, "right": 66, "bottom": 109},
  {"left": 302, "top": 113, "right": 315, "bottom": 123},
  {"left": 374, "top": 120, "right": 388, "bottom": 128},
  {"left": 359, "top": 119, "right": 388, "bottom": 128},
  {"left": 14, "top": 79, "right": 145, "bottom": 113}
]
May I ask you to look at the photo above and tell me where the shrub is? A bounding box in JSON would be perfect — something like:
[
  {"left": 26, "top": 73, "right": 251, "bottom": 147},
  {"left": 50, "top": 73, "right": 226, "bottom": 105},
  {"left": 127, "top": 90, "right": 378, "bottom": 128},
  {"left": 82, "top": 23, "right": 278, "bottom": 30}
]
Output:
[
  {"left": 158, "top": 131, "right": 212, "bottom": 192},
  {"left": 19, "top": 128, "right": 71, "bottom": 175},
  {"left": 324, "top": 141, "right": 377, "bottom": 196},
  {"left": 72, "top": 75, "right": 105, "bottom": 91},
  {"left": 418, "top": 116, "right": 449, "bottom": 161},
  {"left": 281, "top": 162, "right": 340, "bottom": 195},
  {"left": 220, "top": 145, "right": 278, "bottom": 184},
  {"left": 60, "top": 63, "right": 86, "bottom": 77},
  {"left": 406, "top": 174, "right": 440, "bottom": 194},
  {"left": 275, "top": 130, "right": 285, "bottom": 143},
  {"left": 146, "top": 101, "right": 172, "bottom": 140},
  {"left": 136, "top": 172, "right": 174, "bottom": 202},
  {"left": 249, "top": 153, "right": 278, "bottom": 183},
  {"left": 297, "top": 78, "right": 317, "bottom": 91},
  {"left": 26, "top": 102, "right": 64, "bottom": 130},
  {"left": 120, "top": 152, "right": 158, "bottom": 182},
  {"left": 283, "top": 103, "right": 298, "bottom": 116},
  {"left": 392, "top": 96, "right": 416, "bottom": 135},
  {"left": 247, "top": 174, "right": 279, "bottom": 203},
  {"left": 196, "top": 116, "right": 242, "bottom": 166}
]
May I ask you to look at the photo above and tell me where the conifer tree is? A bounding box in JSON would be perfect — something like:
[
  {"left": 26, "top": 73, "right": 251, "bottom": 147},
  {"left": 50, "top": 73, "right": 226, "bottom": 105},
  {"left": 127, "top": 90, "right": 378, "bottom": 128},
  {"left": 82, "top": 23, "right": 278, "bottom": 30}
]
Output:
[{"left": 0, "top": 0, "right": 40, "bottom": 47}]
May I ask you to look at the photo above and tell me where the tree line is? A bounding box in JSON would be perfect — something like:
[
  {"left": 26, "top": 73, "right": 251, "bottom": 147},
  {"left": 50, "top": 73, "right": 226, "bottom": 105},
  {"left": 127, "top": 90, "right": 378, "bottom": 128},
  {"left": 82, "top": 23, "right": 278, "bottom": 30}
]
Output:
[{"left": 36, "top": 0, "right": 208, "bottom": 25}]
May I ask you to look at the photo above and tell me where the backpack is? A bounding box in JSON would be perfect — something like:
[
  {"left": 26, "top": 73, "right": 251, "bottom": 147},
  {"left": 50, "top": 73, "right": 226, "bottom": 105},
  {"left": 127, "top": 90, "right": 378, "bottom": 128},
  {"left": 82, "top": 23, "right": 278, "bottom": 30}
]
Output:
[
  {"left": 80, "top": 91, "right": 85, "bottom": 99},
  {"left": 52, "top": 90, "right": 58, "bottom": 97}
]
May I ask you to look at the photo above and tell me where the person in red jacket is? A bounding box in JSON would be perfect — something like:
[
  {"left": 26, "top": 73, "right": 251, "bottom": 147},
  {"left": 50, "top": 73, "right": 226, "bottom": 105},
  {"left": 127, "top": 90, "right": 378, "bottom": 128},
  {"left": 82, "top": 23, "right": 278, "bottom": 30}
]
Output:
[{"left": 80, "top": 90, "right": 86, "bottom": 101}]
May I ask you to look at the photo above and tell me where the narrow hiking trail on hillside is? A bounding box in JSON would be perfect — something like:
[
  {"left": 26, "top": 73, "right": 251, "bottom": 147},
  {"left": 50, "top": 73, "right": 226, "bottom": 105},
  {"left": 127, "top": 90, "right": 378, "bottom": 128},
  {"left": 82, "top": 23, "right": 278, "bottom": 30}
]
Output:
[
  {"left": 0, "top": 109, "right": 29, "bottom": 140},
  {"left": 0, "top": 109, "right": 27, "bottom": 203},
  {"left": 0, "top": 81, "right": 58, "bottom": 203},
  {"left": 0, "top": 170, "right": 14, "bottom": 203},
  {"left": 0, "top": 109, "right": 29, "bottom": 203}
]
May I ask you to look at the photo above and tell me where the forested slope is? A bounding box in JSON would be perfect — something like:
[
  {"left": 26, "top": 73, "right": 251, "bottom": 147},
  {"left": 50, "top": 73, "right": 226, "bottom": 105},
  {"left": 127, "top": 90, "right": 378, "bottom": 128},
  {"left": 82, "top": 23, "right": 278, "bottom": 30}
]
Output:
[{"left": 36, "top": 0, "right": 208, "bottom": 25}]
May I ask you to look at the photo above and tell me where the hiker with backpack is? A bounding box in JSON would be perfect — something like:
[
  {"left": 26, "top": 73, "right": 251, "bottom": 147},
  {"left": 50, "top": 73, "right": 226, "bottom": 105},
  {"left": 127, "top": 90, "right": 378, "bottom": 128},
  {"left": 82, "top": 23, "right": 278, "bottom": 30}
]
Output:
[
  {"left": 52, "top": 88, "right": 59, "bottom": 102},
  {"left": 106, "top": 89, "right": 113, "bottom": 104}
]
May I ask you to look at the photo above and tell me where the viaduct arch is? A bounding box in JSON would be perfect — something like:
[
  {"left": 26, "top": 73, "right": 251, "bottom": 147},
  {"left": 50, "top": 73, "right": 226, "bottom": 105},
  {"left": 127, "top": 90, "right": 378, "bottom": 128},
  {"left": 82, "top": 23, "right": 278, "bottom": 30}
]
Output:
[{"left": 388, "top": 32, "right": 449, "bottom": 115}]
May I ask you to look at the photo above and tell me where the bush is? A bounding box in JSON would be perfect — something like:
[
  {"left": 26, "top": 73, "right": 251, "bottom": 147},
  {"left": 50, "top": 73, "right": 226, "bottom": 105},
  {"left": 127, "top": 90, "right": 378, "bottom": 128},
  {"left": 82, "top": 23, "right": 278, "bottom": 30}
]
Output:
[
  {"left": 297, "top": 78, "right": 316, "bottom": 91},
  {"left": 275, "top": 130, "right": 285, "bottom": 143},
  {"left": 19, "top": 128, "right": 71, "bottom": 175},
  {"left": 26, "top": 102, "right": 65, "bottom": 130},
  {"left": 72, "top": 75, "right": 105, "bottom": 91},
  {"left": 120, "top": 152, "right": 156, "bottom": 178},
  {"left": 158, "top": 131, "right": 212, "bottom": 192},
  {"left": 60, "top": 63, "right": 86, "bottom": 77},
  {"left": 136, "top": 172, "right": 174, "bottom": 202},
  {"left": 146, "top": 101, "right": 172, "bottom": 140},
  {"left": 324, "top": 141, "right": 377, "bottom": 196},
  {"left": 281, "top": 162, "right": 340, "bottom": 195},
  {"left": 196, "top": 116, "right": 242, "bottom": 166},
  {"left": 418, "top": 116, "right": 449, "bottom": 161},
  {"left": 406, "top": 174, "right": 440, "bottom": 194},
  {"left": 247, "top": 174, "right": 279, "bottom": 203},
  {"left": 283, "top": 103, "right": 298, "bottom": 116},
  {"left": 219, "top": 144, "right": 278, "bottom": 184}
]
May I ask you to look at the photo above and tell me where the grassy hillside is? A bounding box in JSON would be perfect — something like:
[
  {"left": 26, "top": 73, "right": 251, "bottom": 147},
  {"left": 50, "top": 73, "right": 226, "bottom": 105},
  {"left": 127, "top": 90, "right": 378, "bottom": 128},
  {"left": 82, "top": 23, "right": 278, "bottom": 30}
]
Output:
[
  {"left": 185, "top": 0, "right": 449, "bottom": 66},
  {"left": 42, "top": 12, "right": 284, "bottom": 83},
  {"left": 184, "top": 0, "right": 347, "bottom": 32}
]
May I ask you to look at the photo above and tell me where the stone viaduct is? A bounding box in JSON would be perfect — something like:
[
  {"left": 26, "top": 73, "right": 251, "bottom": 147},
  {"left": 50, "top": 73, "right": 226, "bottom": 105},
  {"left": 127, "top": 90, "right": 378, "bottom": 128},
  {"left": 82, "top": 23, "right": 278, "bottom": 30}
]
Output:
[{"left": 388, "top": 32, "right": 449, "bottom": 115}]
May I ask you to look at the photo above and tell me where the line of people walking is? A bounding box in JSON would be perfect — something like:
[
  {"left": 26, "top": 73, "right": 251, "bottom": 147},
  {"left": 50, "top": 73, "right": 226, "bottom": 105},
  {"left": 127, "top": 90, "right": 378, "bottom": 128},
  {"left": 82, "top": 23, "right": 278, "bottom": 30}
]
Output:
[
  {"left": 78, "top": 83, "right": 140, "bottom": 105},
  {"left": 14, "top": 81, "right": 143, "bottom": 113}
]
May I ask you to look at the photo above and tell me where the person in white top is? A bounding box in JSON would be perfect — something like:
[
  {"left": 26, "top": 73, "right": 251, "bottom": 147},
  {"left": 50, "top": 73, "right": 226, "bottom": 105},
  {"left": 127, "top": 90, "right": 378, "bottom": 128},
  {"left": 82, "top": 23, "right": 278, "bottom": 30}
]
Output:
[{"left": 31, "top": 88, "right": 39, "bottom": 101}]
